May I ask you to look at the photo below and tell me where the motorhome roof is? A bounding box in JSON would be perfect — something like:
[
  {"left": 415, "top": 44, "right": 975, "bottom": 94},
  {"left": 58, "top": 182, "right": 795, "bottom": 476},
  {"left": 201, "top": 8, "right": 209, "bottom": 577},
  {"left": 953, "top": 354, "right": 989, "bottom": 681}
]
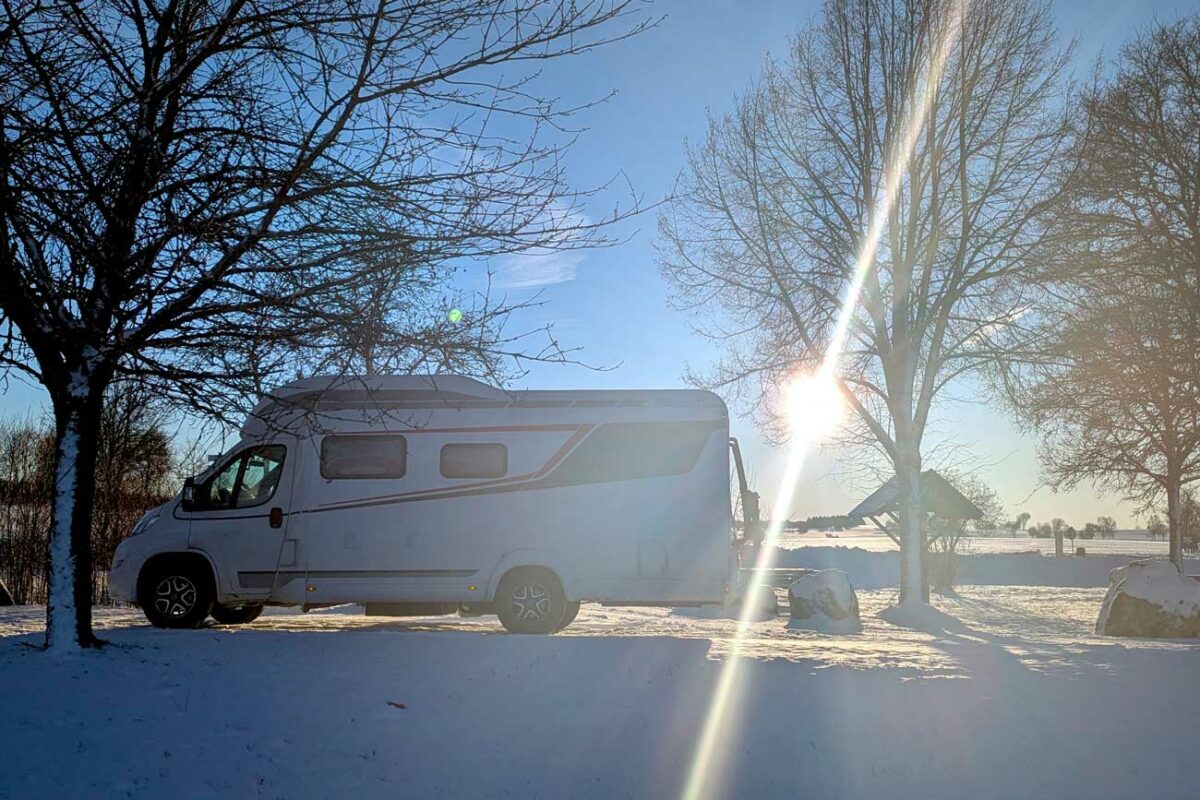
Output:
[
  {"left": 242, "top": 375, "right": 727, "bottom": 437},
  {"left": 263, "top": 375, "right": 509, "bottom": 405}
]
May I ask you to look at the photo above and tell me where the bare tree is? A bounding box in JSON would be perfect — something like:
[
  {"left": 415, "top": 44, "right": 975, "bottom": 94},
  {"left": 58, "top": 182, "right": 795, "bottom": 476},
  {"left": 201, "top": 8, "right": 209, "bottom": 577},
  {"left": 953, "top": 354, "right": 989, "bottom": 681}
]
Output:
[
  {"left": 0, "top": 0, "right": 649, "bottom": 650},
  {"left": 1004, "top": 18, "right": 1200, "bottom": 565},
  {"left": 1181, "top": 490, "right": 1200, "bottom": 554},
  {"left": 1016, "top": 298, "right": 1200, "bottom": 563},
  {"left": 303, "top": 269, "right": 573, "bottom": 382},
  {"left": 1146, "top": 514, "right": 1168, "bottom": 542},
  {"left": 1098, "top": 516, "right": 1117, "bottom": 540},
  {"left": 944, "top": 470, "right": 1005, "bottom": 534},
  {"left": 657, "top": 0, "right": 1071, "bottom": 603}
]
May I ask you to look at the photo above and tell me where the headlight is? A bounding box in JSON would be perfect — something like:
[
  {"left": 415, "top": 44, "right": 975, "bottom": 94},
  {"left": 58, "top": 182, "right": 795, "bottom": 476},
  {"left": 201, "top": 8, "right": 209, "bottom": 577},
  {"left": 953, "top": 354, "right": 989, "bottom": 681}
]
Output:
[{"left": 131, "top": 509, "right": 160, "bottom": 536}]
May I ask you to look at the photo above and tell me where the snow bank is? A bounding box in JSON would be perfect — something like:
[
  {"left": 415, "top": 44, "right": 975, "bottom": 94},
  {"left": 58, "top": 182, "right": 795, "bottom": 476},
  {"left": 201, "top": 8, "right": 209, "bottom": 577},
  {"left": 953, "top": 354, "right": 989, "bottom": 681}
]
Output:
[
  {"left": 1097, "top": 559, "right": 1200, "bottom": 638},
  {"left": 787, "top": 569, "right": 860, "bottom": 633}
]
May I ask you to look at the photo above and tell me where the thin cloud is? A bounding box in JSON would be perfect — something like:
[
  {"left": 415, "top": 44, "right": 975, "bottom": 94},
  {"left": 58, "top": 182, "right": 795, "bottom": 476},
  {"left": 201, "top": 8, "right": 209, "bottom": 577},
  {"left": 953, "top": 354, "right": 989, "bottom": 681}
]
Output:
[
  {"left": 493, "top": 249, "right": 586, "bottom": 288},
  {"left": 492, "top": 202, "right": 591, "bottom": 289}
]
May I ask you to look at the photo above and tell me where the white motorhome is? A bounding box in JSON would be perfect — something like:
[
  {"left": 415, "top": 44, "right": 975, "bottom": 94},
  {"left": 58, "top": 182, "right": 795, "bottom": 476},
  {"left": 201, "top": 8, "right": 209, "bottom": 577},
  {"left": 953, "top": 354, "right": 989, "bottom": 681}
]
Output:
[{"left": 109, "top": 375, "right": 748, "bottom": 633}]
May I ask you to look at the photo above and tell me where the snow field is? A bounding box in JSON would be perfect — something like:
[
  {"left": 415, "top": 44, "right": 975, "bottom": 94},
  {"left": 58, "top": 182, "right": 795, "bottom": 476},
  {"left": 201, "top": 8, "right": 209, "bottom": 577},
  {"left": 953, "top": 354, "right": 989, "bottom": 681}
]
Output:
[
  {"left": 779, "top": 528, "right": 1179, "bottom": 557},
  {"left": 775, "top": 545, "right": 1200, "bottom": 589},
  {"left": 3, "top": 585, "right": 1200, "bottom": 800}
]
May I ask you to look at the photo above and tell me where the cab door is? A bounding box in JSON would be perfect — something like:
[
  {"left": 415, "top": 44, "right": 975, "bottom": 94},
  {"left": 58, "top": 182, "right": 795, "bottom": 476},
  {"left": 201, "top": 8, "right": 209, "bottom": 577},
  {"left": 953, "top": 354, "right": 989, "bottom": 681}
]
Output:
[{"left": 184, "top": 443, "right": 296, "bottom": 603}]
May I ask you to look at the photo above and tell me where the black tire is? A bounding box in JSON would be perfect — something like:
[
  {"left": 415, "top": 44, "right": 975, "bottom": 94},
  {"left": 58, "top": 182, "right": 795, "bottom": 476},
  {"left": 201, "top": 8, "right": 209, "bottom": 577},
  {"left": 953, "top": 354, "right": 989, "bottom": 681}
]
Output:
[
  {"left": 139, "top": 559, "right": 214, "bottom": 629},
  {"left": 554, "top": 601, "right": 581, "bottom": 632},
  {"left": 495, "top": 568, "right": 567, "bottom": 634},
  {"left": 210, "top": 604, "right": 264, "bottom": 625}
]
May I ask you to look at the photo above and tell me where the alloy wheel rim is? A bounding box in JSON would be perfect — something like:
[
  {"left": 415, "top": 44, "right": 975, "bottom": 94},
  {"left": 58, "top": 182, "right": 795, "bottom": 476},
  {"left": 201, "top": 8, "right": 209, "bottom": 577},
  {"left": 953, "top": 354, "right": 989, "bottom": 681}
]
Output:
[
  {"left": 510, "top": 581, "right": 552, "bottom": 621},
  {"left": 154, "top": 575, "right": 197, "bottom": 618}
]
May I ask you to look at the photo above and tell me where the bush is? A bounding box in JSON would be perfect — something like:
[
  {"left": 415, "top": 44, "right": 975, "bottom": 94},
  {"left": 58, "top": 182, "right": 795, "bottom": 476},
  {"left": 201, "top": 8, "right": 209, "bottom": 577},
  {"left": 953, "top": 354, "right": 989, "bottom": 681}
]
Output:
[{"left": 927, "top": 523, "right": 974, "bottom": 594}]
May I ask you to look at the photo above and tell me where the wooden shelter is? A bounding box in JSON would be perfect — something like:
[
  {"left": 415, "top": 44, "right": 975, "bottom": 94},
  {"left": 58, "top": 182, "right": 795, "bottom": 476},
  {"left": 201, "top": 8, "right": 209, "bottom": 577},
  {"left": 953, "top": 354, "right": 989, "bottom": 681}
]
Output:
[{"left": 848, "top": 470, "right": 982, "bottom": 547}]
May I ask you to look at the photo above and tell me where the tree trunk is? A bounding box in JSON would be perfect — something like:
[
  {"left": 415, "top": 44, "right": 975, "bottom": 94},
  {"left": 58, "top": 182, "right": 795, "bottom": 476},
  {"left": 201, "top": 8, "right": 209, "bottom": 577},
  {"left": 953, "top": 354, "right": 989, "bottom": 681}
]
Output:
[
  {"left": 45, "top": 390, "right": 106, "bottom": 652},
  {"left": 896, "top": 445, "right": 927, "bottom": 605},
  {"left": 1166, "top": 480, "right": 1182, "bottom": 567}
]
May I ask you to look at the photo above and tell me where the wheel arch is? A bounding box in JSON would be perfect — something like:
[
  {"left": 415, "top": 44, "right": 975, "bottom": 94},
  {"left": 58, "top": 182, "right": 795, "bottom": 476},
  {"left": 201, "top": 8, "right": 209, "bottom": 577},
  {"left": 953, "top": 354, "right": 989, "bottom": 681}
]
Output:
[
  {"left": 485, "top": 551, "right": 575, "bottom": 602},
  {"left": 136, "top": 550, "right": 218, "bottom": 604}
]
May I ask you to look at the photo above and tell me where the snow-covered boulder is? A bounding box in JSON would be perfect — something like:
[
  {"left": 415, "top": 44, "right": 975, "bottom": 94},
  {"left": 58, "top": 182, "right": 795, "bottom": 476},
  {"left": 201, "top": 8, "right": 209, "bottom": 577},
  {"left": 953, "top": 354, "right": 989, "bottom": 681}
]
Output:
[
  {"left": 787, "top": 569, "right": 859, "bottom": 631},
  {"left": 1097, "top": 559, "right": 1200, "bottom": 638}
]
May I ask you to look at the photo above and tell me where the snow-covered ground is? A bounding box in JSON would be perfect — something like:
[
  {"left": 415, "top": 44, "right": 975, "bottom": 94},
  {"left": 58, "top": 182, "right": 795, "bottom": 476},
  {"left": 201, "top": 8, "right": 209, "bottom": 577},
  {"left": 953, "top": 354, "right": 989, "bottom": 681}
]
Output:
[{"left": 4, "top": 586, "right": 1200, "bottom": 799}]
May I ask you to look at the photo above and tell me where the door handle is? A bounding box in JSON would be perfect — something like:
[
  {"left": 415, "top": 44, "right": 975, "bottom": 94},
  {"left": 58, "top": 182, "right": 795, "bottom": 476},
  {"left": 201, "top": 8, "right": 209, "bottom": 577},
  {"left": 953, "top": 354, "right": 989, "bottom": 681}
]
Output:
[{"left": 269, "top": 507, "right": 283, "bottom": 528}]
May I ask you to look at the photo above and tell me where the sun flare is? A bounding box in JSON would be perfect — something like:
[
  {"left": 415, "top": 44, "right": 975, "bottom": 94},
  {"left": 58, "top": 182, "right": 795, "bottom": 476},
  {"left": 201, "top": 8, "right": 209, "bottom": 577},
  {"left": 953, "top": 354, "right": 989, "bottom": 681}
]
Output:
[{"left": 787, "top": 371, "right": 845, "bottom": 444}]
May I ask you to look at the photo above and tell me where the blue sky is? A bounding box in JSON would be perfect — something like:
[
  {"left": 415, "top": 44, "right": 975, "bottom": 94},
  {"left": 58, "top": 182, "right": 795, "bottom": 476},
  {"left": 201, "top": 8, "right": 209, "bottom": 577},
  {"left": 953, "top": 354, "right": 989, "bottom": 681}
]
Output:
[
  {"left": 482, "top": 0, "right": 1199, "bottom": 528},
  {"left": 4, "top": 0, "right": 1196, "bottom": 527}
]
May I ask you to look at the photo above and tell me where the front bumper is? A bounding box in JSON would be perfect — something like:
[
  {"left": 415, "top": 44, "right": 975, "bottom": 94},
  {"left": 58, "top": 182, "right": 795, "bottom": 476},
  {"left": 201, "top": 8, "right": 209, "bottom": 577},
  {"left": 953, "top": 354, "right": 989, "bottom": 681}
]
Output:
[{"left": 107, "top": 545, "right": 139, "bottom": 603}]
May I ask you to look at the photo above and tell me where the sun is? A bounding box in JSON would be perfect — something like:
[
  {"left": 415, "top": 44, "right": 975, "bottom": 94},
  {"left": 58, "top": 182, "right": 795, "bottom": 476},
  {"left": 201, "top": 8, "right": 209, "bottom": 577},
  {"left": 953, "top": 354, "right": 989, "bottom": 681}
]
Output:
[{"left": 787, "top": 370, "right": 845, "bottom": 443}]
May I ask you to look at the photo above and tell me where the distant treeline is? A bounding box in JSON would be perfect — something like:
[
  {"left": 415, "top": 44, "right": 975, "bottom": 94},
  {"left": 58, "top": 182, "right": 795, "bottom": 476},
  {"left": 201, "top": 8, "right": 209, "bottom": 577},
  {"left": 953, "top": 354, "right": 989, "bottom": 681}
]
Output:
[
  {"left": 1024, "top": 517, "right": 1116, "bottom": 541},
  {"left": 787, "top": 515, "right": 863, "bottom": 532},
  {"left": 0, "top": 391, "right": 177, "bottom": 604}
]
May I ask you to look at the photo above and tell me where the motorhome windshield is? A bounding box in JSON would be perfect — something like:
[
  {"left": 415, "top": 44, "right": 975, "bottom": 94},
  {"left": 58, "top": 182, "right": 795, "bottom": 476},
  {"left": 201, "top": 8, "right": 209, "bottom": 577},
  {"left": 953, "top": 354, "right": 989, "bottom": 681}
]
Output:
[{"left": 198, "top": 445, "right": 286, "bottom": 510}]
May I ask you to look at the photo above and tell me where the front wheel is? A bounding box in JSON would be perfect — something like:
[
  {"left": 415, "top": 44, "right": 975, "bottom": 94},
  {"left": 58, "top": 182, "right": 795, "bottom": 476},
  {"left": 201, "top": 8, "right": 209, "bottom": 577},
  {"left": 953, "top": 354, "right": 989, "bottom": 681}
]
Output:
[
  {"left": 211, "top": 604, "right": 264, "bottom": 625},
  {"left": 495, "top": 569, "right": 567, "bottom": 634},
  {"left": 139, "top": 562, "right": 213, "bottom": 629}
]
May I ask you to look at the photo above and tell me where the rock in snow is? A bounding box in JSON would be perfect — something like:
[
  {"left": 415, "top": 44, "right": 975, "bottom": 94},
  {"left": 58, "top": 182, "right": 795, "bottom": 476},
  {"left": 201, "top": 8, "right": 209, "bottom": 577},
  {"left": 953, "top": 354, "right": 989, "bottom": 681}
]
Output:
[
  {"left": 1097, "top": 559, "right": 1200, "bottom": 638},
  {"left": 787, "top": 569, "right": 860, "bottom": 631}
]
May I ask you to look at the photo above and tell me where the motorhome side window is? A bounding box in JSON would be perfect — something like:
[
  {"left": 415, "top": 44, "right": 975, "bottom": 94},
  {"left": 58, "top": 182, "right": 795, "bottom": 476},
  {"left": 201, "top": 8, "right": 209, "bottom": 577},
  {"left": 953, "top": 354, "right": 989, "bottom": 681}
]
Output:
[
  {"left": 440, "top": 443, "right": 507, "bottom": 479},
  {"left": 321, "top": 435, "right": 408, "bottom": 479},
  {"left": 199, "top": 445, "right": 286, "bottom": 510},
  {"left": 539, "top": 421, "right": 715, "bottom": 487}
]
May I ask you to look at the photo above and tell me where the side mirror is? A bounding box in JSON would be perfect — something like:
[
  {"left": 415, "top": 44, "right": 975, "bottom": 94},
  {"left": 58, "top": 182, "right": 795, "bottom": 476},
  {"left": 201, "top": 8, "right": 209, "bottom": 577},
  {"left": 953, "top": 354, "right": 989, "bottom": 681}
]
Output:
[{"left": 181, "top": 477, "right": 196, "bottom": 512}]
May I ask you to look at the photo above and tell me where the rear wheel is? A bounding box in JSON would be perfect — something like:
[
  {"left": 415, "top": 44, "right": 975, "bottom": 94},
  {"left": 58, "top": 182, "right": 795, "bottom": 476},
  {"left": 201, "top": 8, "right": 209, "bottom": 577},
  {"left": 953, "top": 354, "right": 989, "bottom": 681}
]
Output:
[
  {"left": 139, "top": 561, "right": 214, "bottom": 629},
  {"left": 210, "top": 604, "right": 264, "bottom": 625},
  {"left": 495, "top": 568, "right": 567, "bottom": 634}
]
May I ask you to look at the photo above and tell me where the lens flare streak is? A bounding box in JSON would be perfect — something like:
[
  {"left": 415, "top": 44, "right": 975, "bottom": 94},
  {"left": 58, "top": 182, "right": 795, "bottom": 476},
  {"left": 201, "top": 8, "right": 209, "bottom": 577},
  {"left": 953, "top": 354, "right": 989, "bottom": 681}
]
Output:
[{"left": 680, "top": 3, "right": 968, "bottom": 798}]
